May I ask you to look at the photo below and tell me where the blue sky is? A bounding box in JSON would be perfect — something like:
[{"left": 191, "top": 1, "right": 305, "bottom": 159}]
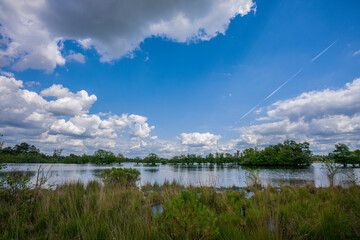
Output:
[{"left": 0, "top": 0, "right": 360, "bottom": 156}]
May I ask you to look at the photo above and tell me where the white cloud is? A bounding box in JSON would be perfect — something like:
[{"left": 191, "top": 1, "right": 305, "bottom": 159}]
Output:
[
  {"left": 0, "top": 70, "right": 14, "bottom": 77},
  {"left": 180, "top": 132, "right": 221, "bottom": 147},
  {"left": 234, "top": 79, "right": 360, "bottom": 152},
  {"left": 40, "top": 84, "right": 71, "bottom": 98},
  {"left": 0, "top": 75, "right": 156, "bottom": 154},
  {"left": 41, "top": 84, "right": 97, "bottom": 116},
  {"left": 66, "top": 51, "right": 85, "bottom": 63},
  {"left": 266, "top": 79, "right": 360, "bottom": 121},
  {"left": 0, "top": 0, "right": 255, "bottom": 71},
  {"left": 4, "top": 76, "right": 360, "bottom": 156}
]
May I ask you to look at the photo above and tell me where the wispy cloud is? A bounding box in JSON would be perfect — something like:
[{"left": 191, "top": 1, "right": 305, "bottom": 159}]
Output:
[
  {"left": 353, "top": 49, "right": 360, "bottom": 56},
  {"left": 311, "top": 40, "right": 337, "bottom": 62},
  {"left": 0, "top": 70, "right": 14, "bottom": 78}
]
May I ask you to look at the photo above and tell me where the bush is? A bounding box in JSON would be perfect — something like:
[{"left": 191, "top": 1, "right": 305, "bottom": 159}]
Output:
[
  {"left": 246, "top": 168, "right": 262, "bottom": 190},
  {"left": 100, "top": 167, "right": 140, "bottom": 186},
  {"left": 155, "top": 190, "right": 219, "bottom": 240},
  {"left": 0, "top": 171, "right": 31, "bottom": 197}
]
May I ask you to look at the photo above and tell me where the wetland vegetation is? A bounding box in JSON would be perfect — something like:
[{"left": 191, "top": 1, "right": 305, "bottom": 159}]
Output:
[{"left": 0, "top": 166, "right": 359, "bottom": 239}]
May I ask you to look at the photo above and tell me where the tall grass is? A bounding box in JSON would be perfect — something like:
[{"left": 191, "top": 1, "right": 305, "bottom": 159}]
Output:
[{"left": 0, "top": 181, "right": 359, "bottom": 239}]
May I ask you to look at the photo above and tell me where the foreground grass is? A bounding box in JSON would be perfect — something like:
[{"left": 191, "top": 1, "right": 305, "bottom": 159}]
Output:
[{"left": 0, "top": 181, "right": 359, "bottom": 239}]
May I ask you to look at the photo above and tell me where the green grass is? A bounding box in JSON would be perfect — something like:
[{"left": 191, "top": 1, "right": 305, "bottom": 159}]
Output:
[{"left": 1, "top": 181, "right": 359, "bottom": 239}]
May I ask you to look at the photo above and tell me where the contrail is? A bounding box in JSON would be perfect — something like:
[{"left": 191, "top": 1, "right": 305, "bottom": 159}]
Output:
[
  {"left": 311, "top": 40, "right": 337, "bottom": 62},
  {"left": 234, "top": 39, "right": 337, "bottom": 124},
  {"left": 235, "top": 69, "right": 302, "bottom": 123},
  {"left": 263, "top": 69, "right": 302, "bottom": 101},
  {"left": 239, "top": 102, "right": 262, "bottom": 121}
]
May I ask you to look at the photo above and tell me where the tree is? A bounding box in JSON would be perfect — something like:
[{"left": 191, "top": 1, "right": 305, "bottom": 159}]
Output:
[
  {"left": 93, "top": 149, "right": 116, "bottom": 164},
  {"left": 143, "top": 153, "right": 160, "bottom": 166},
  {"left": 0, "top": 133, "right": 3, "bottom": 150},
  {"left": 332, "top": 143, "right": 351, "bottom": 167},
  {"left": 14, "top": 142, "right": 30, "bottom": 154},
  {"left": 28, "top": 145, "right": 40, "bottom": 154},
  {"left": 53, "top": 148, "right": 63, "bottom": 162},
  {"left": 350, "top": 149, "right": 360, "bottom": 167},
  {"left": 134, "top": 157, "right": 142, "bottom": 165}
]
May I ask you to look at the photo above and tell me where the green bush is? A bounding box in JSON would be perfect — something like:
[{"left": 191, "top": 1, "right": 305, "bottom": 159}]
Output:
[
  {"left": 155, "top": 190, "right": 219, "bottom": 240},
  {"left": 0, "top": 171, "right": 31, "bottom": 197},
  {"left": 100, "top": 167, "right": 140, "bottom": 186}
]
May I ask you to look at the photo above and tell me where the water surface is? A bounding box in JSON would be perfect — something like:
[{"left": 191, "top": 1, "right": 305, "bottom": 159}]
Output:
[{"left": 1, "top": 163, "right": 359, "bottom": 188}]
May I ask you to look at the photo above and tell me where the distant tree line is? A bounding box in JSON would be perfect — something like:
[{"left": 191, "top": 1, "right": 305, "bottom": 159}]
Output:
[{"left": 0, "top": 137, "right": 359, "bottom": 167}]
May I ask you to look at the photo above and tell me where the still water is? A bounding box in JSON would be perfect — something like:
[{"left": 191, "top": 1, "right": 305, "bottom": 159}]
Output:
[{"left": 1, "top": 163, "right": 359, "bottom": 188}]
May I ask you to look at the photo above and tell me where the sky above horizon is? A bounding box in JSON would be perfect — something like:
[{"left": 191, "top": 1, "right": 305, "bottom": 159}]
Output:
[{"left": 0, "top": 0, "right": 360, "bottom": 157}]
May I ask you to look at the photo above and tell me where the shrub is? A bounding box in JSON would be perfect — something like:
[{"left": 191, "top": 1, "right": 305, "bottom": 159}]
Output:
[
  {"left": 155, "top": 190, "right": 218, "bottom": 240},
  {"left": 100, "top": 167, "right": 140, "bottom": 186},
  {"left": 322, "top": 159, "right": 341, "bottom": 186},
  {"left": 246, "top": 168, "right": 262, "bottom": 190},
  {"left": 0, "top": 171, "right": 31, "bottom": 197}
]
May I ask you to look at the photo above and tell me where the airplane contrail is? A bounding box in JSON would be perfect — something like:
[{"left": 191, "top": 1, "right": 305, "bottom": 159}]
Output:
[
  {"left": 311, "top": 40, "right": 337, "bottom": 62},
  {"left": 238, "top": 102, "right": 261, "bottom": 121},
  {"left": 263, "top": 69, "right": 302, "bottom": 101},
  {"left": 234, "top": 39, "right": 337, "bottom": 124},
  {"left": 235, "top": 69, "right": 302, "bottom": 123}
]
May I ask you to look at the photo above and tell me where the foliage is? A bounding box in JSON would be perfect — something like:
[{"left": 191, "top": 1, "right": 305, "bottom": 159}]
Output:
[
  {"left": 332, "top": 143, "right": 351, "bottom": 167},
  {"left": 241, "top": 140, "right": 312, "bottom": 166},
  {"left": 155, "top": 190, "right": 219, "bottom": 240},
  {"left": 93, "top": 149, "right": 117, "bottom": 164},
  {"left": 0, "top": 171, "right": 31, "bottom": 197},
  {"left": 143, "top": 153, "right": 160, "bottom": 166},
  {"left": 1, "top": 140, "right": 360, "bottom": 168},
  {"left": 0, "top": 181, "right": 359, "bottom": 239},
  {"left": 322, "top": 159, "right": 341, "bottom": 186},
  {"left": 100, "top": 167, "right": 140, "bottom": 186},
  {"left": 330, "top": 143, "right": 360, "bottom": 167},
  {"left": 245, "top": 168, "right": 262, "bottom": 190}
]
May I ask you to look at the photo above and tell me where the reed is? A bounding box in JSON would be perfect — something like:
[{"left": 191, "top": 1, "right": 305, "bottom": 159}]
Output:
[{"left": 0, "top": 180, "right": 359, "bottom": 239}]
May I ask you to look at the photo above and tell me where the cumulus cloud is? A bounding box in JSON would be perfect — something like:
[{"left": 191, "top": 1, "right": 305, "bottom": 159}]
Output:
[
  {"left": 0, "top": 75, "right": 155, "bottom": 154},
  {"left": 235, "top": 79, "right": 360, "bottom": 152},
  {"left": 180, "top": 132, "right": 221, "bottom": 147},
  {"left": 266, "top": 79, "right": 360, "bottom": 121},
  {"left": 0, "top": 0, "right": 255, "bottom": 71},
  {"left": 41, "top": 84, "right": 97, "bottom": 116}
]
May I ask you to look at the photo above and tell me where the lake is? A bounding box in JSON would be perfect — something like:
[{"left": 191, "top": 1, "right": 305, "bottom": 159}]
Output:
[{"left": 1, "top": 163, "right": 359, "bottom": 188}]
